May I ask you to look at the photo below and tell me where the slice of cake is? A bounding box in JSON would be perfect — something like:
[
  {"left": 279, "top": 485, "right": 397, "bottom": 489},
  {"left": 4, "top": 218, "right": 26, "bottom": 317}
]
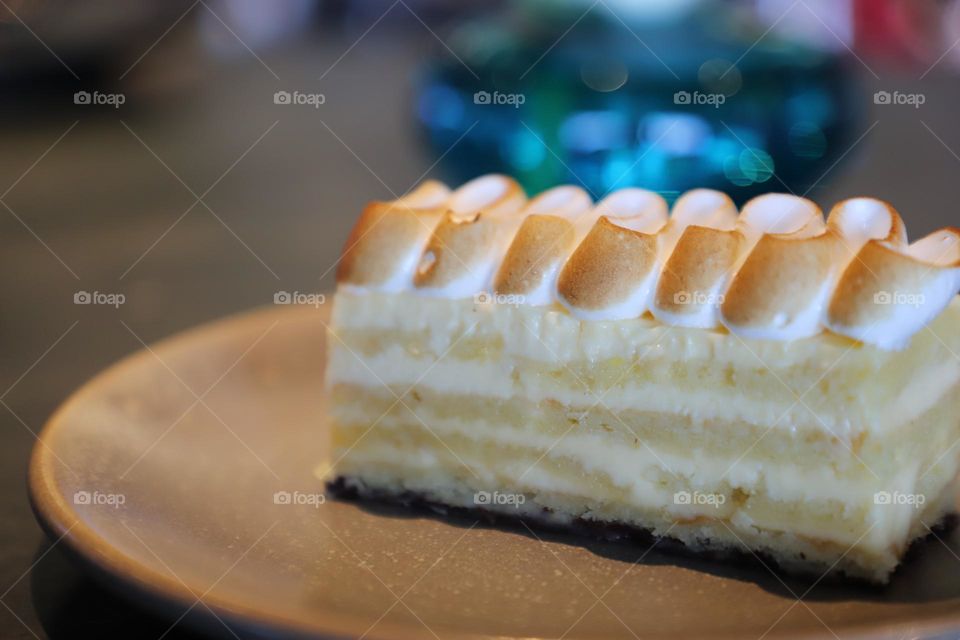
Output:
[{"left": 325, "top": 174, "right": 960, "bottom": 583}]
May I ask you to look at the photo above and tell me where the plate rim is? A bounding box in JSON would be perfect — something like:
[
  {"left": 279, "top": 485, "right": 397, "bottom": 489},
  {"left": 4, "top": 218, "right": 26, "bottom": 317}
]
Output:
[
  {"left": 26, "top": 304, "right": 416, "bottom": 640},
  {"left": 25, "top": 303, "right": 960, "bottom": 640}
]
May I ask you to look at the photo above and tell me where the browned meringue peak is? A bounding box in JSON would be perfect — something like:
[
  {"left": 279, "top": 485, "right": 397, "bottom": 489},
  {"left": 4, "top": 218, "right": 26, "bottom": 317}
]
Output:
[
  {"left": 522, "top": 184, "right": 593, "bottom": 219},
  {"left": 736, "top": 193, "right": 825, "bottom": 240},
  {"left": 594, "top": 187, "right": 669, "bottom": 224},
  {"left": 827, "top": 197, "right": 907, "bottom": 249},
  {"left": 556, "top": 189, "right": 668, "bottom": 319},
  {"left": 827, "top": 227, "right": 960, "bottom": 350},
  {"left": 492, "top": 186, "right": 593, "bottom": 304},
  {"left": 720, "top": 194, "right": 835, "bottom": 340},
  {"left": 335, "top": 180, "right": 451, "bottom": 290},
  {"left": 908, "top": 227, "right": 960, "bottom": 263},
  {"left": 413, "top": 174, "right": 527, "bottom": 296},
  {"left": 667, "top": 188, "right": 738, "bottom": 230},
  {"left": 651, "top": 190, "right": 741, "bottom": 327}
]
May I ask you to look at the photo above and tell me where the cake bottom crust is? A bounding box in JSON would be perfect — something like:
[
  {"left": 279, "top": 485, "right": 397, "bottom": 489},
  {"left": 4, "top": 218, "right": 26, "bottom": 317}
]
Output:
[{"left": 326, "top": 476, "right": 957, "bottom": 586}]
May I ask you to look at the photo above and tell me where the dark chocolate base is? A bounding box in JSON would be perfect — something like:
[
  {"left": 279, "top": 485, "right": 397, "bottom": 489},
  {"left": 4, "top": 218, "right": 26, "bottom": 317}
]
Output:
[{"left": 326, "top": 476, "right": 958, "bottom": 588}]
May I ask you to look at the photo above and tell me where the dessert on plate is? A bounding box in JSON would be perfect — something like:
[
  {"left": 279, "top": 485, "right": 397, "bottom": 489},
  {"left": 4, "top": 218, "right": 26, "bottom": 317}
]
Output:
[{"left": 325, "top": 174, "right": 960, "bottom": 583}]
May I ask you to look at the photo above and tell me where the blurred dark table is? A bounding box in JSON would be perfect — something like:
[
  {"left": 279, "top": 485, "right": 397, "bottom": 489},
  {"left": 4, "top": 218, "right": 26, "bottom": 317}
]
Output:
[{"left": 2, "top": 11, "right": 960, "bottom": 640}]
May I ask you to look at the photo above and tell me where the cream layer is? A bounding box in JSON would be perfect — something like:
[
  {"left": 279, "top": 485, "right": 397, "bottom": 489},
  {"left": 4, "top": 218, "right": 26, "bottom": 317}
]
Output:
[
  {"left": 332, "top": 445, "right": 953, "bottom": 554},
  {"left": 329, "top": 384, "right": 960, "bottom": 508},
  {"left": 331, "top": 291, "right": 960, "bottom": 366},
  {"left": 331, "top": 468, "right": 956, "bottom": 583},
  {"left": 325, "top": 341, "right": 960, "bottom": 438}
]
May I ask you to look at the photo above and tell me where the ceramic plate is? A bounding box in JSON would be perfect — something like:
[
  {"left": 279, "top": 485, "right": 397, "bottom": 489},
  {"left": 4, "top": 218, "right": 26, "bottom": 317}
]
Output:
[{"left": 28, "top": 303, "right": 960, "bottom": 639}]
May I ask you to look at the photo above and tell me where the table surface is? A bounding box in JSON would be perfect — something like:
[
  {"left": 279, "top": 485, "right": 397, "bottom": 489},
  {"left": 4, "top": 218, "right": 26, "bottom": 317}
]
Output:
[{"left": 2, "top": 17, "right": 960, "bottom": 640}]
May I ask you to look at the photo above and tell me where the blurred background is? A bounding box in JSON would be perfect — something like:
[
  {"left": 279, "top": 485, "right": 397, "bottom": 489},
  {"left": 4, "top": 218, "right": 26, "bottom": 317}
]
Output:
[{"left": 2, "top": 0, "right": 960, "bottom": 636}]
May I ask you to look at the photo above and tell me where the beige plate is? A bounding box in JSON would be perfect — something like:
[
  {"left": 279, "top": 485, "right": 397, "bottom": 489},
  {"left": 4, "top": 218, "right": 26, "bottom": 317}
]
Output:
[{"left": 27, "top": 303, "right": 960, "bottom": 639}]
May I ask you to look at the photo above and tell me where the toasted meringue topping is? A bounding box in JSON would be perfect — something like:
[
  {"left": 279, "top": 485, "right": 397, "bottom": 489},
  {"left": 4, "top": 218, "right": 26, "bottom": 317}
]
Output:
[
  {"left": 524, "top": 185, "right": 593, "bottom": 218},
  {"left": 652, "top": 189, "right": 741, "bottom": 327},
  {"left": 827, "top": 228, "right": 960, "bottom": 349},
  {"left": 336, "top": 175, "right": 959, "bottom": 349},
  {"left": 336, "top": 180, "right": 451, "bottom": 291},
  {"left": 827, "top": 198, "right": 906, "bottom": 248},
  {"left": 493, "top": 186, "right": 592, "bottom": 304},
  {"left": 721, "top": 231, "right": 838, "bottom": 339},
  {"left": 414, "top": 175, "right": 526, "bottom": 297},
  {"left": 595, "top": 188, "right": 669, "bottom": 222},
  {"left": 447, "top": 173, "right": 520, "bottom": 216},
  {"left": 557, "top": 189, "right": 667, "bottom": 320},
  {"left": 908, "top": 228, "right": 960, "bottom": 264},
  {"left": 719, "top": 195, "right": 836, "bottom": 340},
  {"left": 737, "top": 193, "right": 825, "bottom": 240},
  {"left": 669, "top": 189, "right": 738, "bottom": 229}
]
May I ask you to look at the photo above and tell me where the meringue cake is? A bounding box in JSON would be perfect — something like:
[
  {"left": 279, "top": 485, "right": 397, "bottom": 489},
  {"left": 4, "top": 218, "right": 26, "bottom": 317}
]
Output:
[{"left": 325, "top": 175, "right": 960, "bottom": 583}]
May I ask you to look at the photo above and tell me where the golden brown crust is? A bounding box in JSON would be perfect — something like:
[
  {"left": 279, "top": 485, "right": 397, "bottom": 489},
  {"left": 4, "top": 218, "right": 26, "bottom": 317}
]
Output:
[
  {"left": 827, "top": 228, "right": 960, "bottom": 328},
  {"left": 655, "top": 226, "right": 744, "bottom": 314},
  {"left": 413, "top": 176, "right": 527, "bottom": 292},
  {"left": 336, "top": 181, "right": 450, "bottom": 287},
  {"left": 493, "top": 214, "right": 577, "bottom": 296},
  {"left": 556, "top": 216, "right": 659, "bottom": 311},
  {"left": 721, "top": 232, "right": 839, "bottom": 329},
  {"left": 908, "top": 227, "right": 960, "bottom": 265},
  {"left": 336, "top": 202, "right": 445, "bottom": 287},
  {"left": 413, "top": 211, "right": 504, "bottom": 289}
]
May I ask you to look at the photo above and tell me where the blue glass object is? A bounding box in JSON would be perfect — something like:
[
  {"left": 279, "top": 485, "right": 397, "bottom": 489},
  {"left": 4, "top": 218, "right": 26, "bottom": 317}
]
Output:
[{"left": 415, "top": 2, "right": 861, "bottom": 204}]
